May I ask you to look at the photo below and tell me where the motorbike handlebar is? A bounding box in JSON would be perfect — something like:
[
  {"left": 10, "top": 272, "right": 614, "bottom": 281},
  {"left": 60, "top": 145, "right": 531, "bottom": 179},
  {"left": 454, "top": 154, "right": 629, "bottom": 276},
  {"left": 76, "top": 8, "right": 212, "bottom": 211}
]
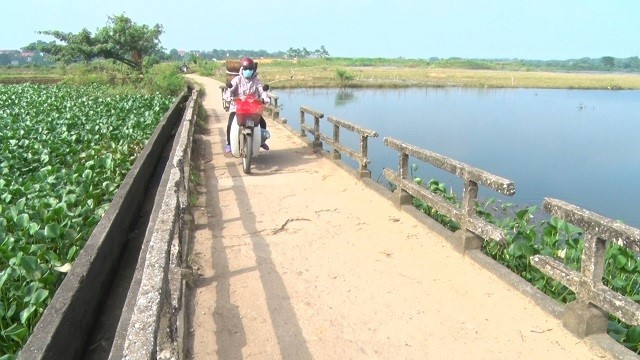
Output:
[
  {"left": 232, "top": 97, "right": 267, "bottom": 104},
  {"left": 226, "top": 83, "right": 270, "bottom": 91}
]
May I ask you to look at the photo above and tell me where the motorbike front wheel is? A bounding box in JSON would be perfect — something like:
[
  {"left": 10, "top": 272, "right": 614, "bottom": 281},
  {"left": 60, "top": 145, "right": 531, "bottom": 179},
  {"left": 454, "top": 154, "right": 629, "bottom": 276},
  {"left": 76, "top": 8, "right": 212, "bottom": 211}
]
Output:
[{"left": 242, "top": 133, "right": 253, "bottom": 174}]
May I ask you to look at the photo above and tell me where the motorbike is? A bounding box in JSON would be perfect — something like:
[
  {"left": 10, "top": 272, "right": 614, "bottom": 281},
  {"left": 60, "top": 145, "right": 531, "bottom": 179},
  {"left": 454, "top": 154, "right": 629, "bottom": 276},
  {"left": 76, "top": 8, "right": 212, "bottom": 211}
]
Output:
[{"left": 229, "top": 88, "right": 270, "bottom": 174}]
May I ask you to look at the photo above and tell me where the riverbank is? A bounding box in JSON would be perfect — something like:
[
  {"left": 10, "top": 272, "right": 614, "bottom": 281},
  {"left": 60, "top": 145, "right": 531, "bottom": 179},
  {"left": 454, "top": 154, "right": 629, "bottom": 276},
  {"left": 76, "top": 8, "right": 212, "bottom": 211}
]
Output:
[
  {"left": 214, "top": 60, "right": 640, "bottom": 90},
  {"left": 3, "top": 60, "right": 640, "bottom": 90}
]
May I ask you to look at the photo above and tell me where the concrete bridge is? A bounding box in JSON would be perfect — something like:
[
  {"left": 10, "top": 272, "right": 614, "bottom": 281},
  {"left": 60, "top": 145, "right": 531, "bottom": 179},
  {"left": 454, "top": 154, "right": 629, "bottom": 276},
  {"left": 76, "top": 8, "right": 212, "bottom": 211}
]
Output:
[
  {"left": 18, "top": 75, "right": 639, "bottom": 359},
  {"left": 182, "top": 75, "right": 634, "bottom": 359}
]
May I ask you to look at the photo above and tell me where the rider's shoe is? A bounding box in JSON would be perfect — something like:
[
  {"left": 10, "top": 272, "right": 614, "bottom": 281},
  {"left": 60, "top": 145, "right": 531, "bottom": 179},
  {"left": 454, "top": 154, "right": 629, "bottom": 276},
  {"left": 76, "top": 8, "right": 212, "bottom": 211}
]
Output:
[
  {"left": 261, "top": 142, "right": 270, "bottom": 151},
  {"left": 224, "top": 144, "right": 231, "bottom": 153}
]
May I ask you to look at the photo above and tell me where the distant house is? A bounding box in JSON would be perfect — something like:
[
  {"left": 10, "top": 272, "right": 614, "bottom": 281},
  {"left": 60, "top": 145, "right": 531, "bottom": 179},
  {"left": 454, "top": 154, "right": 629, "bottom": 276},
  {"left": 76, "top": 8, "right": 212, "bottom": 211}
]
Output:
[{"left": 21, "top": 51, "right": 35, "bottom": 61}]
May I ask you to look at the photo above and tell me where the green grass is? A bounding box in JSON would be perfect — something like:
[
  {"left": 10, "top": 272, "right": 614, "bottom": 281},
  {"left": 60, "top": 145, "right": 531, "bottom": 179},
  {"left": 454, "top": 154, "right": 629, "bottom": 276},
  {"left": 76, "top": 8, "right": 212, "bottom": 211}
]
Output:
[
  {"left": 207, "top": 58, "right": 640, "bottom": 90},
  {"left": 0, "top": 61, "right": 187, "bottom": 96}
]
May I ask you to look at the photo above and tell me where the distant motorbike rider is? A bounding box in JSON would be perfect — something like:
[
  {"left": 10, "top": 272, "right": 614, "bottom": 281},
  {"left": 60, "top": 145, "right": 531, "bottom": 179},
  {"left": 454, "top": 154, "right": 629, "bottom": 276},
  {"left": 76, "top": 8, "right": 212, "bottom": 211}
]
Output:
[{"left": 224, "top": 57, "right": 271, "bottom": 153}]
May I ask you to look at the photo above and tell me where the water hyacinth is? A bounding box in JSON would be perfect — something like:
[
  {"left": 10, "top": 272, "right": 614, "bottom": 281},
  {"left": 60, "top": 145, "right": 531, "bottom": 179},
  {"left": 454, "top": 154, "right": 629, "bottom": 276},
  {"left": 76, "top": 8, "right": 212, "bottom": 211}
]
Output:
[{"left": 0, "top": 83, "right": 172, "bottom": 356}]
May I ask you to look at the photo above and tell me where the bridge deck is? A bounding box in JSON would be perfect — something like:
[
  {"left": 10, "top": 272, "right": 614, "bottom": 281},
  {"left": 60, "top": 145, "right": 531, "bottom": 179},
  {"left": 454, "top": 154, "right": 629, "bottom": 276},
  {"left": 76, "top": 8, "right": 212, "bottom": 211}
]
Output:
[{"left": 185, "top": 75, "right": 609, "bottom": 359}]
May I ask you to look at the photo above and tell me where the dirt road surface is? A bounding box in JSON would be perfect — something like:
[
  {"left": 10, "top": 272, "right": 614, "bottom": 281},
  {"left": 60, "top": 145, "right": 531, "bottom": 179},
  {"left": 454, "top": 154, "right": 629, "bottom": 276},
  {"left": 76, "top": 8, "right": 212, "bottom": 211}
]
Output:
[{"left": 184, "top": 74, "right": 610, "bottom": 360}]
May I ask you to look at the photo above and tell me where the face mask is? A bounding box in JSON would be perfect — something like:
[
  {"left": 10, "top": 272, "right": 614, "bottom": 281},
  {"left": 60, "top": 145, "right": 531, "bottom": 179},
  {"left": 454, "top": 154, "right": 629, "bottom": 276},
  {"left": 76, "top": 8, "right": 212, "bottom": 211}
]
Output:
[{"left": 242, "top": 69, "right": 254, "bottom": 78}]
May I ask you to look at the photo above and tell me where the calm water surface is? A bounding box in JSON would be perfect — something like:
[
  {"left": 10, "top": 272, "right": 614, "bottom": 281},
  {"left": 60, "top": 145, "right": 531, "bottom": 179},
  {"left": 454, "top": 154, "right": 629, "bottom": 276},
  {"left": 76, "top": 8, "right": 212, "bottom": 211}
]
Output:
[{"left": 275, "top": 88, "right": 640, "bottom": 228}]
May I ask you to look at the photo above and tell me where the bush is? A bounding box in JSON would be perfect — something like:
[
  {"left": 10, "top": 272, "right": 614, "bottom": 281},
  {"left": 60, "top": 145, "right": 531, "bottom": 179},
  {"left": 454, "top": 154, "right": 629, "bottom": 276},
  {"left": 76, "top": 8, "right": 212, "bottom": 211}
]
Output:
[
  {"left": 142, "top": 63, "right": 186, "bottom": 96},
  {"left": 335, "top": 68, "right": 354, "bottom": 86},
  {"left": 193, "top": 60, "right": 222, "bottom": 77}
]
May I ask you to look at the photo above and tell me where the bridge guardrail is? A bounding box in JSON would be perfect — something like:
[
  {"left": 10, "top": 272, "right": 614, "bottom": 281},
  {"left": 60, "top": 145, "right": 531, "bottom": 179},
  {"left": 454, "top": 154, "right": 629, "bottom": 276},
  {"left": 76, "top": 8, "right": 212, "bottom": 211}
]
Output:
[
  {"left": 299, "top": 106, "right": 378, "bottom": 178},
  {"left": 265, "top": 92, "right": 281, "bottom": 121},
  {"left": 531, "top": 198, "right": 640, "bottom": 337},
  {"left": 382, "top": 137, "right": 516, "bottom": 251}
]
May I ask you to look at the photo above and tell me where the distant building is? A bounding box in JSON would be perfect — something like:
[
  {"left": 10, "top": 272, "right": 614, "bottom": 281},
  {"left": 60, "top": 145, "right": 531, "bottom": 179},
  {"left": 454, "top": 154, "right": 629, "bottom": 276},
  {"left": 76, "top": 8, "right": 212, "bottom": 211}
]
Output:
[{"left": 21, "top": 51, "right": 35, "bottom": 61}]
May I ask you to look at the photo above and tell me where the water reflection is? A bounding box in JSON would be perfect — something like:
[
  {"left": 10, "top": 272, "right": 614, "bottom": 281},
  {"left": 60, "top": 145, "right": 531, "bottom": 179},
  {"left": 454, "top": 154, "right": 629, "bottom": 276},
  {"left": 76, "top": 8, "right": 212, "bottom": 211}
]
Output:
[
  {"left": 334, "top": 89, "right": 356, "bottom": 107},
  {"left": 277, "top": 87, "right": 640, "bottom": 228}
]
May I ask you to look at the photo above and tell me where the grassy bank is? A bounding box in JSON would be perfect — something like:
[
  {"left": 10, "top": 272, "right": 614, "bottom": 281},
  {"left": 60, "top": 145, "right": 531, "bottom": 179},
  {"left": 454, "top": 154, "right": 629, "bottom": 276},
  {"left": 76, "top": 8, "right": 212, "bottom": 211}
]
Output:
[
  {"left": 0, "top": 62, "right": 187, "bottom": 96},
  {"left": 4, "top": 58, "right": 640, "bottom": 90},
  {"left": 208, "top": 58, "right": 640, "bottom": 90}
]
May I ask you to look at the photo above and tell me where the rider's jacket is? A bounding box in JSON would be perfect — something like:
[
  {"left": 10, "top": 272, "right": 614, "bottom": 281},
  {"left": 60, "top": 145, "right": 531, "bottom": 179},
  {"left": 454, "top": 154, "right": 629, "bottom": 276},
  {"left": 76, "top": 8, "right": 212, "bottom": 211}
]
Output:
[{"left": 225, "top": 67, "right": 271, "bottom": 112}]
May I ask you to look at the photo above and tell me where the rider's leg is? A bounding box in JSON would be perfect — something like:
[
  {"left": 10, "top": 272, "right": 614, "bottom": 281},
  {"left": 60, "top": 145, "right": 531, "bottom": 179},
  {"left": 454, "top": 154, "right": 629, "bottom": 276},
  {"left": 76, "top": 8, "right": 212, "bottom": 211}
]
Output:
[
  {"left": 225, "top": 112, "right": 235, "bottom": 153},
  {"left": 259, "top": 116, "right": 270, "bottom": 150},
  {"left": 226, "top": 112, "right": 236, "bottom": 144}
]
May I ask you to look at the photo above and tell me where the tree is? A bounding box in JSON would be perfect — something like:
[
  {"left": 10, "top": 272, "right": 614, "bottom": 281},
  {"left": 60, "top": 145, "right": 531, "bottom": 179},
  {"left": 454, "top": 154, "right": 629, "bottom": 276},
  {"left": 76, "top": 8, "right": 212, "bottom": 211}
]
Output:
[
  {"left": 286, "top": 47, "right": 302, "bottom": 58},
  {"left": 168, "top": 48, "right": 181, "bottom": 61},
  {"left": 286, "top": 46, "right": 330, "bottom": 59},
  {"left": 28, "top": 14, "right": 163, "bottom": 72},
  {"left": 319, "top": 45, "right": 330, "bottom": 58},
  {"left": 0, "top": 52, "right": 12, "bottom": 66},
  {"left": 601, "top": 56, "right": 615, "bottom": 69}
]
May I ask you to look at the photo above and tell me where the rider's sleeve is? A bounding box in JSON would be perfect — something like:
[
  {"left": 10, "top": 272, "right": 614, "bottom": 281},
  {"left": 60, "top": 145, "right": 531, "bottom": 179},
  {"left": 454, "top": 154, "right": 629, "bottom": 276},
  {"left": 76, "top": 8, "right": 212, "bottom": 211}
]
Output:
[
  {"left": 229, "top": 76, "right": 241, "bottom": 97},
  {"left": 222, "top": 88, "right": 231, "bottom": 101},
  {"left": 256, "top": 79, "right": 271, "bottom": 105}
]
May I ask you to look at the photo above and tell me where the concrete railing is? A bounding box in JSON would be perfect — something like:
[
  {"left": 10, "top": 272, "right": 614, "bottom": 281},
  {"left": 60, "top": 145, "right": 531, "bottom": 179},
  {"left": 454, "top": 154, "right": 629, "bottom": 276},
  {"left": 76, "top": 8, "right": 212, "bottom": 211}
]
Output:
[
  {"left": 299, "top": 106, "right": 378, "bottom": 178},
  {"left": 382, "top": 137, "right": 516, "bottom": 252},
  {"left": 265, "top": 92, "right": 281, "bottom": 121},
  {"left": 531, "top": 198, "right": 640, "bottom": 338},
  {"left": 299, "top": 106, "right": 324, "bottom": 147}
]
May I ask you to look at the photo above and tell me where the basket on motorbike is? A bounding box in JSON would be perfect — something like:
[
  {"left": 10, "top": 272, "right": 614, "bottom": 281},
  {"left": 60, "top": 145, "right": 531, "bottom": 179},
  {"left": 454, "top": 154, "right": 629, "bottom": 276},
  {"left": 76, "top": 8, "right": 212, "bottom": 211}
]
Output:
[
  {"left": 235, "top": 96, "right": 264, "bottom": 126},
  {"left": 225, "top": 59, "right": 240, "bottom": 83},
  {"left": 225, "top": 59, "right": 259, "bottom": 83}
]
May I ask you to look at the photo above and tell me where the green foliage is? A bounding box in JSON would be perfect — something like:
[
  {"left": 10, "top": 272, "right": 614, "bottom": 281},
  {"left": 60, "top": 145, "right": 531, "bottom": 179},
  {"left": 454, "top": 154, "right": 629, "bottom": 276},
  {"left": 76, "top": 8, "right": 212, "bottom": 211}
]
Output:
[
  {"left": 191, "top": 59, "right": 222, "bottom": 77},
  {"left": 28, "top": 14, "right": 163, "bottom": 72},
  {"left": 141, "top": 63, "right": 186, "bottom": 97},
  {"left": 0, "top": 84, "right": 172, "bottom": 355},
  {"left": 409, "top": 164, "right": 460, "bottom": 231},
  {"left": 39, "top": 61, "right": 186, "bottom": 96},
  {"left": 335, "top": 68, "right": 354, "bottom": 86},
  {"left": 286, "top": 46, "right": 330, "bottom": 59},
  {"left": 601, "top": 56, "right": 615, "bottom": 68}
]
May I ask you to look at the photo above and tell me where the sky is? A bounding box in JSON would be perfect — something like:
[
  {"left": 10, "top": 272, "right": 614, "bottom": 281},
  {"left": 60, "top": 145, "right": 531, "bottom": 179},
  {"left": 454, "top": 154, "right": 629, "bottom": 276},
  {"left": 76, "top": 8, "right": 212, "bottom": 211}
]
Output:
[{"left": 3, "top": 0, "right": 640, "bottom": 60}]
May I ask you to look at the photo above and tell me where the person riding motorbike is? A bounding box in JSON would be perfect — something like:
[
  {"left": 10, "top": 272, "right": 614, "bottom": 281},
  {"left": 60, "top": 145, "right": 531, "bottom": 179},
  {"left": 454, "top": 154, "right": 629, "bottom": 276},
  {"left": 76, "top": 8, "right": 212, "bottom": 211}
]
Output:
[{"left": 224, "top": 57, "right": 271, "bottom": 153}]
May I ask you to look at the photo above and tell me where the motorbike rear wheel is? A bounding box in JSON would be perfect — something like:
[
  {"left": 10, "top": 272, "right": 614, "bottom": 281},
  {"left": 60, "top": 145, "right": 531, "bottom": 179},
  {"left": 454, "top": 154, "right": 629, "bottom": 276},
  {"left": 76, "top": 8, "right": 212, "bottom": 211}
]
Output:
[{"left": 242, "top": 133, "right": 253, "bottom": 174}]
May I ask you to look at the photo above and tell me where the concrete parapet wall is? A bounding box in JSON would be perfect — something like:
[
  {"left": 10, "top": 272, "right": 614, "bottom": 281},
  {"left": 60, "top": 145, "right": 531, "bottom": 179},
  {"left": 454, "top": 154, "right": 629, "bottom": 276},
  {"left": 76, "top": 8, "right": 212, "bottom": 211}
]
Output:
[{"left": 113, "top": 90, "right": 199, "bottom": 360}]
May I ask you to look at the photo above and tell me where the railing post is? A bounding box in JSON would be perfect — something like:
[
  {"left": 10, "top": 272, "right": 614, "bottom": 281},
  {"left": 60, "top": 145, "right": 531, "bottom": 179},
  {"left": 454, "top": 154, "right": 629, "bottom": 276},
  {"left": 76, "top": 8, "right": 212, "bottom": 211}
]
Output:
[
  {"left": 312, "top": 115, "right": 323, "bottom": 151},
  {"left": 358, "top": 134, "right": 371, "bottom": 178},
  {"left": 299, "top": 109, "right": 306, "bottom": 138},
  {"left": 457, "top": 178, "right": 483, "bottom": 253},
  {"left": 394, "top": 152, "right": 412, "bottom": 207},
  {"left": 332, "top": 123, "right": 341, "bottom": 160},
  {"left": 563, "top": 232, "right": 609, "bottom": 337},
  {"left": 271, "top": 96, "right": 279, "bottom": 120}
]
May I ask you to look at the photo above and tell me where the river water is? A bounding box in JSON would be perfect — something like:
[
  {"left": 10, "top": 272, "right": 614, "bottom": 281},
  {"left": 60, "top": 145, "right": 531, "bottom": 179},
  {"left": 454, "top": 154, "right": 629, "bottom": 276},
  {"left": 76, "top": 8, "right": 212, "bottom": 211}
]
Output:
[{"left": 274, "top": 87, "right": 640, "bottom": 228}]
